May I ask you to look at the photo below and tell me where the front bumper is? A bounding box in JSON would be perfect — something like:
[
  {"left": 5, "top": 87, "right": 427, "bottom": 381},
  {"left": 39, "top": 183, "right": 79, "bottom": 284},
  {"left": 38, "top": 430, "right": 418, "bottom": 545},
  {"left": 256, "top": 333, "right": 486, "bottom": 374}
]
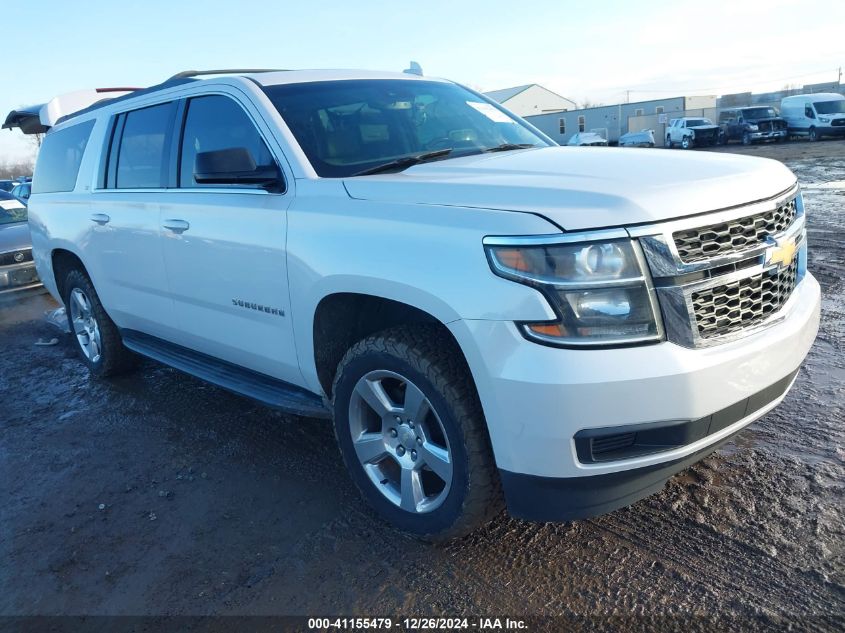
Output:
[
  {"left": 449, "top": 272, "right": 820, "bottom": 516},
  {"left": 750, "top": 129, "right": 788, "bottom": 141},
  {"left": 817, "top": 125, "right": 845, "bottom": 137},
  {"left": 0, "top": 262, "right": 42, "bottom": 295}
]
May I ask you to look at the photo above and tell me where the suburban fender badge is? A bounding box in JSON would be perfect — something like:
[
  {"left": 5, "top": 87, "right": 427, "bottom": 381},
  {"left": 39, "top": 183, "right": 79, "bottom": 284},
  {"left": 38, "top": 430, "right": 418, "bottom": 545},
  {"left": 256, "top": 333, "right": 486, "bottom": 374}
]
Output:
[{"left": 232, "top": 299, "right": 285, "bottom": 317}]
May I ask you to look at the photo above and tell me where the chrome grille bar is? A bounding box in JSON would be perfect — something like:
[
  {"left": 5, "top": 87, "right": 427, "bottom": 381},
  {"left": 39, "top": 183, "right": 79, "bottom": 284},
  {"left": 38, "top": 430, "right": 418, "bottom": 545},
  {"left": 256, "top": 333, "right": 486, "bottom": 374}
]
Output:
[{"left": 628, "top": 184, "right": 805, "bottom": 349}]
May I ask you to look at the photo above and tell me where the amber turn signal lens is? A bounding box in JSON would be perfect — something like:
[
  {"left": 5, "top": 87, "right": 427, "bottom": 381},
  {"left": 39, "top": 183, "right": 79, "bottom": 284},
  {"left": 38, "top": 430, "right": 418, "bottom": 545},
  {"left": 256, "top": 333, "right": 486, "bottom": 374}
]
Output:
[
  {"left": 494, "top": 248, "right": 531, "bottom": 273},
  {"left": 527, "top": 323, "right": 566, "bottom": 337}
]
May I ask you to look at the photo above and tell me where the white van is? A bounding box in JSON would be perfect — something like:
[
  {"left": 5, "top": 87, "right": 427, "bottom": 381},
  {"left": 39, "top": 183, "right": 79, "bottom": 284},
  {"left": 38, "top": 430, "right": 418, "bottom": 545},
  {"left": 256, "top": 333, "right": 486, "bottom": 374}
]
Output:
[{"left": 780, "top": 93, "right": 845, "bottom": 141}]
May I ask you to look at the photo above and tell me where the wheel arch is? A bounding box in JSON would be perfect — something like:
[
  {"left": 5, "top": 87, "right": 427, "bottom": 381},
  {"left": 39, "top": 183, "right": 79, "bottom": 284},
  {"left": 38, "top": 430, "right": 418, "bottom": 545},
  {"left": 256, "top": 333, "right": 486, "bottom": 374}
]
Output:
[
  {"left": 51, "top": 247, "right": 88, "bottom": 301},
  {"left": 311, "top": 292, "right": 470, "bottom": 400}
]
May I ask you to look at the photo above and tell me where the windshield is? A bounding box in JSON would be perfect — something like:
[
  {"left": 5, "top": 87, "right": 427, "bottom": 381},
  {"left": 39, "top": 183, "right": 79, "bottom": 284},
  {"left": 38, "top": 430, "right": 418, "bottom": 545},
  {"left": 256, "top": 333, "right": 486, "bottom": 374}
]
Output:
[
  {"left": 742, "top": 108, "right": 778, "bottom": 119},
  {"left": 0, "top": 193, "right": 27, "bottom": 225},
  {"left": 814, "top": 100, "right": 845, "bottom": 115},
  {"left": 686, "top": 119, "right": 712, "bottom": 127},
  {"left": 263, "top": 79, "right": 550, "bottom": 177}
]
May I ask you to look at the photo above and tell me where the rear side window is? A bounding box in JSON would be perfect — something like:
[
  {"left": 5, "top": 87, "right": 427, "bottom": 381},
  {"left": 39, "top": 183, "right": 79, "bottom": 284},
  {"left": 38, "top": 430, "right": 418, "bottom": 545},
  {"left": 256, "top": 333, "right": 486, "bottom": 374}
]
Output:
[
  {"left": 114, "top": 103, "right": 174, "bottom": 188},
  {"left": 32, "top": 120, "right": 95, "bottom": 194},
  {"left": 178, "top": 95, "right": 276, "bottom": 188}
]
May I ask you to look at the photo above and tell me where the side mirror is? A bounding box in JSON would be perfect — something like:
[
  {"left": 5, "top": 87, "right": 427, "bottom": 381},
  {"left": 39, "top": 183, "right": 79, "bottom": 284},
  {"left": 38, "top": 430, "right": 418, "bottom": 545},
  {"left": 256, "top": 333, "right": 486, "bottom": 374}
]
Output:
[{"left": 194, "top": 147, "right": 281, "bottom": 188}]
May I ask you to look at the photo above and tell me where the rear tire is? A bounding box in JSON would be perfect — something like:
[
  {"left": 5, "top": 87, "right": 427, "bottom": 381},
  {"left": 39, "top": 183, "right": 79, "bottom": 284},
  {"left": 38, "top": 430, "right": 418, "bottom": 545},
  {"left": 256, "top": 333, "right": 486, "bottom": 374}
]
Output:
[
  {"left": 666, "top": 136, "right": 673, "bottom": 149},
  {"left": 63, "top": 269, "right": 138, "bottom": 377},
  {"left": 331, "top": 325, "right": 503, "bottom": 541}
]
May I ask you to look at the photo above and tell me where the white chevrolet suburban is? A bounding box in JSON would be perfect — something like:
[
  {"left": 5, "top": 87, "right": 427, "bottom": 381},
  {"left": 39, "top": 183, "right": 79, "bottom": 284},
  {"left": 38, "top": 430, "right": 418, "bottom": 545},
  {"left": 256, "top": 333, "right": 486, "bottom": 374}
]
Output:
[{"left": 8, "top": 69, "right": 820, "bottom": 539}]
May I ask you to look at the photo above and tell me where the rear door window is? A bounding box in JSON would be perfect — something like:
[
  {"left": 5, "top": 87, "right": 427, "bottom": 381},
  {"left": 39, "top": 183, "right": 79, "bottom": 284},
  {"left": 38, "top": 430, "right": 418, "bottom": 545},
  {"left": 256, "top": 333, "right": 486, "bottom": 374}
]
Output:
[
  {"left": 114, "top": 103, "right": 175, "bottom": 189},
  {"left": 32, "top": 120, "right": 95, "bottom": 194},
  {"left": 178, "top": 95, "right": 277, "bottom": 189}
]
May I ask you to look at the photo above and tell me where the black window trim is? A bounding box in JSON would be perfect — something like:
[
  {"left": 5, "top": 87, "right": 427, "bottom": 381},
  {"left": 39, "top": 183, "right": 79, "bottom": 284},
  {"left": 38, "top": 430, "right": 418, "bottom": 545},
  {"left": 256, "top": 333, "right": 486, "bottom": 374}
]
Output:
[
  {"left": 100, "top": 113, "right": 123, "bottom": 189},
  {"left": 174, "top": 92, "right": 287, "bottom": 194}
]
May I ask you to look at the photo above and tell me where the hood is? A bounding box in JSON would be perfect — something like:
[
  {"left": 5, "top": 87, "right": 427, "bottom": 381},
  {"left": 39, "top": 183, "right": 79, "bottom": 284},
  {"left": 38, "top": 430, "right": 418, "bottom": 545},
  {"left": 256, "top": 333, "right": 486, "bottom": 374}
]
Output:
[
  {"left": 0, "top": 221, "right": 32, "bottom": 254},
  {"left": 342, "top": 147, "right": 796, "bottom": 230},
  {"left": 688, "top": 123, "right": 719, "bottom": 130}
]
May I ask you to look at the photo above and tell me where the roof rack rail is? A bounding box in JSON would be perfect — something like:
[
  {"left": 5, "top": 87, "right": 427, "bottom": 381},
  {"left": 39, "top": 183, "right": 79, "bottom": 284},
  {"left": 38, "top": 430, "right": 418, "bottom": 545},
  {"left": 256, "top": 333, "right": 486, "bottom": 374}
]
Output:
[{"left": 168, "top": 69, "right": 288, "bottom": 81}]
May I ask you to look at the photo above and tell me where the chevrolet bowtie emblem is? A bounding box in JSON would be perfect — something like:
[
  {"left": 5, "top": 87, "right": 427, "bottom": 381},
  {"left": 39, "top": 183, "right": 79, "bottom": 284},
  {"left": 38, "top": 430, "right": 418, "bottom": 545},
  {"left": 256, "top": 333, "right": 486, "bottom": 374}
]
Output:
[{"left": 765, "top": 235, "right": 798, "bottom": 269}]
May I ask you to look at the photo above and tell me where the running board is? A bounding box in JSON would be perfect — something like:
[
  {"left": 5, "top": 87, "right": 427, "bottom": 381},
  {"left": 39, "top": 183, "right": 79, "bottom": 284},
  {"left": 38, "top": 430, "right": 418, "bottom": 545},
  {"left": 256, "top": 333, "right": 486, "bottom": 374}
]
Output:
[{"left": 121, "top": 330, "right": 330, "bottom": 419}]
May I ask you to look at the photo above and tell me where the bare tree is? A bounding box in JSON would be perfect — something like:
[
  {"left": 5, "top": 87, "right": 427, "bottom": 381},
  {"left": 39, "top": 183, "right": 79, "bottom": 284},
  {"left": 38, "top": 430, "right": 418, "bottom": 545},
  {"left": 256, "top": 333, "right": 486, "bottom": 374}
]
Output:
[
  {"left": 579, "top": 99, "right": 604, "bottom": 109},
  {"left": 0, "top": 158, "right": 35, "bottom": 179}
]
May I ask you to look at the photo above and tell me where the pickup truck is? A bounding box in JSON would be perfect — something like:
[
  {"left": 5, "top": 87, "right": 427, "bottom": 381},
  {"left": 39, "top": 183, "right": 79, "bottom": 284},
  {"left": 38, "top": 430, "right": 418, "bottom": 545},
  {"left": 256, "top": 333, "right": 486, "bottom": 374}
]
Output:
[
  {"left": 5, "top": 68, "right": 820, "bottom": 540},
  {"left": 665, "top": 117, "right": 720, "bottom": 149},
  {"left": 718, "top": 107, "right": 788, "bottom": 145}
]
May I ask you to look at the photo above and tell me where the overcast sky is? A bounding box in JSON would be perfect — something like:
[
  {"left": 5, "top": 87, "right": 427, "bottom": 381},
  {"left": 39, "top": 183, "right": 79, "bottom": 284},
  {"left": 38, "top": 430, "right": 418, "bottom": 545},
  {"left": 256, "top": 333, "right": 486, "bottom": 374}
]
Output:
[{"left": 3, "top": 0, "right": 843, "bottom": 163}]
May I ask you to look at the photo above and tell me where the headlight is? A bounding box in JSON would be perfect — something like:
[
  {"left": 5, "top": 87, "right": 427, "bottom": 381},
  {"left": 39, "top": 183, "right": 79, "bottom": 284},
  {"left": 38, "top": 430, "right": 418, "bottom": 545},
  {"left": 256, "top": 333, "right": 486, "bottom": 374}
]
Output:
[
  {"left": 818, "top": 116, "right": 831, "bottom": 123},
  {"left": 748, "top": 124, "right": 759, "bottom": 131},
  {"left": 485, "top": 233, "right": 664, "bottom": 347}
]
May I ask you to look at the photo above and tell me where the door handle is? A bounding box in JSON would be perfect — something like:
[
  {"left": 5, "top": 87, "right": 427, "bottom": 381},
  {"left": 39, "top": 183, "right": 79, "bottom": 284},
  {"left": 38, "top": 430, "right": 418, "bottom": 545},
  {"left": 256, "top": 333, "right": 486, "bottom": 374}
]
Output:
[
  {"left": 90, "top": 213, "right": 110, "bottom": 225},
  {"left": 163, "top": 219, "right": 190, "bottom": 234}
]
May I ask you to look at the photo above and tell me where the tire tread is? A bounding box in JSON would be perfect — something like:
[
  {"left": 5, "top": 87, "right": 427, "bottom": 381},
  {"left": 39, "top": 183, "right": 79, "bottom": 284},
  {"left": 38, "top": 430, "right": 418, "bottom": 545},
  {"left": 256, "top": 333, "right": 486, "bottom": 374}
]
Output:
[{"left": 332, "top": 325, "right": 503, "bottom": 541}]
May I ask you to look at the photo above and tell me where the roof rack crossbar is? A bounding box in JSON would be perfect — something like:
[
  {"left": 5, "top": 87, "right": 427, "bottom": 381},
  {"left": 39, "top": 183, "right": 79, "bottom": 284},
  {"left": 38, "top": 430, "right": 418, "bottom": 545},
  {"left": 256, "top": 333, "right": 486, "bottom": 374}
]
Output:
[{"left": 168, "top": 69, "right": 288, "bottom": 81}]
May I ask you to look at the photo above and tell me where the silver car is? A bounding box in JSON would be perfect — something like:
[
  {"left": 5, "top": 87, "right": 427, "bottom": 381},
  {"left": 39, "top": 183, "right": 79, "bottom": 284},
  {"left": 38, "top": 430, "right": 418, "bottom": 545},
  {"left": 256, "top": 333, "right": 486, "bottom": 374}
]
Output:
[{"left": 0, "top": 191, "right": 41, "bottom": 295}]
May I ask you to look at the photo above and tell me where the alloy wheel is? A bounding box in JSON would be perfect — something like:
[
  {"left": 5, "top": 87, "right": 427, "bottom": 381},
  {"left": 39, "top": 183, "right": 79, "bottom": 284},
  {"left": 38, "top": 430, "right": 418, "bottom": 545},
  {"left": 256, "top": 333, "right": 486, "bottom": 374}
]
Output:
[
  {"left": 348, "top": 369, "right": 453, "bottom": 514},
  {"left": 69, "top": 288, "right": 102, "bottom": 363}
]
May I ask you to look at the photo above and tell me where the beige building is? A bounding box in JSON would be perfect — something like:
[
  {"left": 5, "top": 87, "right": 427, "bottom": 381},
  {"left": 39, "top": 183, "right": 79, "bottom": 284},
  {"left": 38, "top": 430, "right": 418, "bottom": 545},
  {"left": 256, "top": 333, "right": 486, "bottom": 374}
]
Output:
[{"left": 484, "top": 84, "right": 577, "bottom": 117}]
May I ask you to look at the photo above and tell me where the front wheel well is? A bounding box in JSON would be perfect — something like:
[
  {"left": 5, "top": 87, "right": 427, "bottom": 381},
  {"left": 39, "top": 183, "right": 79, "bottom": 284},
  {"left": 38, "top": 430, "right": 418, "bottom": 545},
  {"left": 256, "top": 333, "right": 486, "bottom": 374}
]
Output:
[
  {"left": 312, "top": 293, "right": 463, "bottom": 398},
  {"left": 51, "top": 249, "right": 87, "bottom": 301}
]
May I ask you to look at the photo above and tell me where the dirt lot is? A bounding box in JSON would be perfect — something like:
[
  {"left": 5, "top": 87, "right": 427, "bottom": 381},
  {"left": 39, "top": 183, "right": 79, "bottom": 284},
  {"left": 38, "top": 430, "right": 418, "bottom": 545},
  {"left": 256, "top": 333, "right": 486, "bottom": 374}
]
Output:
[{"left": 1, "top": 139, "right": 843, "bottom": 631}]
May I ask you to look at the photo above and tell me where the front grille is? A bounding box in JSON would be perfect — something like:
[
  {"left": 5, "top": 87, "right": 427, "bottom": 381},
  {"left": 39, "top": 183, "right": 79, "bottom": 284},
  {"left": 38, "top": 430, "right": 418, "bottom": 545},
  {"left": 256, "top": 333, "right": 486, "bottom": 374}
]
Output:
[
  {"left": 758, "top": 120, "right": 786, "bottom": 131},
  {"left": 690, "top": 260, "right": 798, "bottom": 340},
  {"left": 832, "top": 118, "right": 845, "bottom": 127},
  {"left": 0, "top": 248, "right": 33, "bottom": 267},
  {"left": 673, "top": 197, "right": 797, "bottom": 263}
]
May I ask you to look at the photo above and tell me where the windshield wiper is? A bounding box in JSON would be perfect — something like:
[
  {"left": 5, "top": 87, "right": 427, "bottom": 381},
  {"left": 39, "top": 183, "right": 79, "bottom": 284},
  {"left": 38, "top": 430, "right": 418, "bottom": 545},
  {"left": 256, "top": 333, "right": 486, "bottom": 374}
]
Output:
[
  {"left": 482, "top": 143, "right": 536, "bottom": 153},
  {"left": 352, "top": 149, "right": 453, "bottom": 176}
]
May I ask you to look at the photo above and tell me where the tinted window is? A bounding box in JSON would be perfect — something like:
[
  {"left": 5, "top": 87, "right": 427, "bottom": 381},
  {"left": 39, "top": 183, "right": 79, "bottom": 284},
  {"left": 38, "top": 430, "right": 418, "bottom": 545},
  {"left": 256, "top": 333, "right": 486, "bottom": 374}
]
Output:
[
  {"left": 179, "top": 96, "right": 275, "bottom": 188},
  {"left": 814, "top": 100, "right": 845, "bottom": 115},
  {"left": 32, "top": 120, "right": 95, "bottom": 194},
  {"left": 741, "top": 107, "right": 778, "bottom": 119},
  {"left": 263, "top": 80, "right": 548, "bottom": 178},
  {"left": 115, "top": 103, "right": 173, "bottom": 188}
]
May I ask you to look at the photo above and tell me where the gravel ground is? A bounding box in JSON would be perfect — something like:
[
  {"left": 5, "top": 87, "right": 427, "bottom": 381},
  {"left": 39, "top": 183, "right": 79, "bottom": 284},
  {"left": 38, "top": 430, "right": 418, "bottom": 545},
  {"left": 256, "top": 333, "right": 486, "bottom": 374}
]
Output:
[{"left": 1, "top": 139, "right": 843, "bottom": 632}]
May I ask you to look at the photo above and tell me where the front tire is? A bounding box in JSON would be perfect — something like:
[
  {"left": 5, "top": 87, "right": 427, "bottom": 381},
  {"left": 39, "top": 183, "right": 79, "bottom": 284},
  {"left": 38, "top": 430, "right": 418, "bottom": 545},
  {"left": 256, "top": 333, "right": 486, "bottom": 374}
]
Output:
[
  {"left": 742, "top": 131, "right": 752, "bottom": 145},
  {"left": 63, "top": 269, "right": 137, "bottom": 377},
  {"left": 331, "top": 326, "right": 502, "bottom": 540},
  {"left": 808, "top": 127, "right": 818, "bottom": 142},
  {"left": 681, "top": 135, "right": 693, "bottom": 149}
]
